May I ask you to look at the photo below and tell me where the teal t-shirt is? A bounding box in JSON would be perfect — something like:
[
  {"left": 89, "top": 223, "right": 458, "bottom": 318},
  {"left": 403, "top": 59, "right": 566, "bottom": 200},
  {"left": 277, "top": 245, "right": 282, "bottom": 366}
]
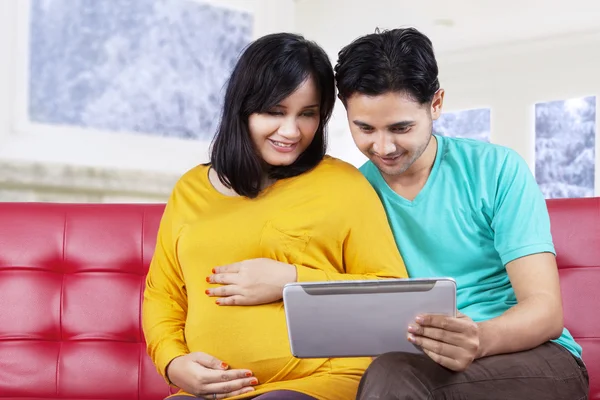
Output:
[{"left": 360, "top": 134, "right": 582, "bottom": 359}]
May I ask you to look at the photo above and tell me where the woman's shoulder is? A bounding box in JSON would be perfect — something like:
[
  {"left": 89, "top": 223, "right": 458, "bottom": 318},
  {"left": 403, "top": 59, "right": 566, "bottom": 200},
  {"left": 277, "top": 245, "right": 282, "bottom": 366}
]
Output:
[
  {"left": 172, "top": 163, "right": 210, "bottom": 190},
  {"left": 164, "top": 163, "right": 214, "bottom": 207},
  {"left": 306, "top": 156, "right": 375, "bottom": 193},
  {"left": 313, "top": 155, "right": 364, "bottom": 179}
]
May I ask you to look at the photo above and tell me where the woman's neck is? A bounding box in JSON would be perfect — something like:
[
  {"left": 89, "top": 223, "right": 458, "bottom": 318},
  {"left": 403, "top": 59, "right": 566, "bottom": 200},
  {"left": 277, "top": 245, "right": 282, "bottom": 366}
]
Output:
[{"left": 208, "top": 167, "right": 275, "bottom": 197}]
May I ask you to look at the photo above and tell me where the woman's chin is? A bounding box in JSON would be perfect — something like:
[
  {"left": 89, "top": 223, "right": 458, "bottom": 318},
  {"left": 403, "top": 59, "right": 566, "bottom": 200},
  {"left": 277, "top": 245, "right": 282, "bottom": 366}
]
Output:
[{"left": 263, "top": 155, "right": 300, "bottom": 167}]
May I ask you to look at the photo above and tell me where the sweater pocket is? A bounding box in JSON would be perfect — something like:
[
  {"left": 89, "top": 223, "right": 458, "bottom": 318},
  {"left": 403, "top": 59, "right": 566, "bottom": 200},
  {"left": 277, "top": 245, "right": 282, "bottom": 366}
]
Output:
[{"left": 259, "top": 221, "right": 311, "bottom": 266}]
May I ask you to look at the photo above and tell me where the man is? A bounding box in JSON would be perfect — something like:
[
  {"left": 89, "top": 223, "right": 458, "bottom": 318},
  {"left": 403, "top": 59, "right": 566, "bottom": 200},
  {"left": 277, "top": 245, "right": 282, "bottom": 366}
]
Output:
[{"left": 334, "top": 27, "right": 589, "bottom": 399}]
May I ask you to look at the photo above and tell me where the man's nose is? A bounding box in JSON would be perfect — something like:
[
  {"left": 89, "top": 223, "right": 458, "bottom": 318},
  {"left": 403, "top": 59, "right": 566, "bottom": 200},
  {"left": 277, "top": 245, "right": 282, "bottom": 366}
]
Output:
[{"left": 372, "top": 133, "right": 396, "bottom": 155}]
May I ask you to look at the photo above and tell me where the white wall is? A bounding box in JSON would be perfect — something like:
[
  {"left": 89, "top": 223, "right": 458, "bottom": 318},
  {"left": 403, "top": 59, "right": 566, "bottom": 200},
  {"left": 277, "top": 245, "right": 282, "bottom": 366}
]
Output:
[
  {"left": 437, "top": 32, "right": 600, "bottom": 172},
  {"left": 0, "top": 0, "right": 12, "bottom": 146},
  {"left": 2, "top": 0, "right": 599, "bottom": 201},
  {"left": 0, "top": 0, "right": 295, "bottom": 202},
  {"left": 295, "top": 5, "right": 600, "bottom": 193},
  {"left": 0, "top": 0, "right": 295, "bottom": 175}
]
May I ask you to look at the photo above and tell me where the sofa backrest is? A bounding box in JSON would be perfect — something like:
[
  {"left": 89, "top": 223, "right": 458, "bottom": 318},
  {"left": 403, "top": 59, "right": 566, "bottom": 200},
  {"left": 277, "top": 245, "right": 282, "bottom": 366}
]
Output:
[
  {"left": 547, "top": 197, "right": 600, "bottom": 399},
  {"left": 0, "top": 198, "right": 598, "bottom": 399},
  {"left": 0, "top": 203, "right": 173, "bottom": 399}
]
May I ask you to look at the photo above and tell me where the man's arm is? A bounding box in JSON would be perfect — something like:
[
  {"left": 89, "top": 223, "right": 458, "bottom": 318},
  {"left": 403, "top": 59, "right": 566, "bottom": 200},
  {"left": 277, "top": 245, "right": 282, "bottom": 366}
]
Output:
[
  {"left": 409, "top": 149, "right": 563, "bottom": 371},
  {"left": 477, "top": 252, "right": 564, "bottom": 358},
  {"left": 409, "top": 252, "right": 564, "bottom": 371},
  {"left": 479, "top": 147, "right": 564, "bottom": 356}
]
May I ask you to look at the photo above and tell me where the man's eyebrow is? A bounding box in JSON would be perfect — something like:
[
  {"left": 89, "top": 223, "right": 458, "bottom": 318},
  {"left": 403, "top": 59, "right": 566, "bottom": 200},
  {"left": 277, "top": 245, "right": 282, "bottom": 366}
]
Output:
[
  {"left": 353, "top": 120, "right": 415, "bottom": 128},
  {"left": 388, "top": 121, "right": 415, "bottom": 128}
]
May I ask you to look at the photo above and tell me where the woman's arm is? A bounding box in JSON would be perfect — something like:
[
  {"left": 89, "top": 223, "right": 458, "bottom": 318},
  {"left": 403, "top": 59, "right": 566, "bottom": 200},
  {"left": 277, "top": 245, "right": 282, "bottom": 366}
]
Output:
[
  {"left": 207, "top": 173, "right": 408, "bottom": 305},
  {"left": 295, "top": 180, "right": 408, "bottom": 281},
  {"left": 142, "top": 192, "right": 190, "bottom": 382}
]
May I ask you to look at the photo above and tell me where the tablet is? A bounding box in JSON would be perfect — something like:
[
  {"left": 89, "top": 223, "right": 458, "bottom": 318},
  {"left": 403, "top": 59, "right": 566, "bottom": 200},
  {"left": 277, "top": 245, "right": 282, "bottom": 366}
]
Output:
[{"left": 282, "top": 278, "right": 456, "bottom": 358}]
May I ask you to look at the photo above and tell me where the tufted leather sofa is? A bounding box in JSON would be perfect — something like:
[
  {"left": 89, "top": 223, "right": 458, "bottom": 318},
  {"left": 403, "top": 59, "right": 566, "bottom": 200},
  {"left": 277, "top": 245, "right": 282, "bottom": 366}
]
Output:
[{"left": 0, "top": 198, "right": 598, "bottom": 399}]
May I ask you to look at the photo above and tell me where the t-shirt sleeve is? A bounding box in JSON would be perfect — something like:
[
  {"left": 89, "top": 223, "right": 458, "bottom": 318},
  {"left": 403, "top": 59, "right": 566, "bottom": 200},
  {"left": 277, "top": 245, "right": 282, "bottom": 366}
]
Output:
[{"left": 492, "top": 149, "right": 556, "bottom": 265}]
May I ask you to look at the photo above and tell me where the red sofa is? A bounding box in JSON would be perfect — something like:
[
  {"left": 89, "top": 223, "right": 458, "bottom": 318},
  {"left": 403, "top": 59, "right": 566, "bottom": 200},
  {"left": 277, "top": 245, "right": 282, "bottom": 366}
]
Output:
[{"left": 0, "top": 198, "right": 598, "bottom": 399}]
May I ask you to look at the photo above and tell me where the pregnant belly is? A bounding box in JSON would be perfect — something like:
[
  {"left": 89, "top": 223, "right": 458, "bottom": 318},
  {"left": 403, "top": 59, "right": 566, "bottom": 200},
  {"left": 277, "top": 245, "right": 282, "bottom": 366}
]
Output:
[{"left": 185, "top": 300, "right": 326, "bottom": 384}]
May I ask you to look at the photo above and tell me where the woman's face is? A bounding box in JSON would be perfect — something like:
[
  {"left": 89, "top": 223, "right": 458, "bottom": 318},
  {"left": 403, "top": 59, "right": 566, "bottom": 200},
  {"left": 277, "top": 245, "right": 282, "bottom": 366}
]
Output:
[{"left": 248, "top": 77, "right": 321, "bottom": 167}]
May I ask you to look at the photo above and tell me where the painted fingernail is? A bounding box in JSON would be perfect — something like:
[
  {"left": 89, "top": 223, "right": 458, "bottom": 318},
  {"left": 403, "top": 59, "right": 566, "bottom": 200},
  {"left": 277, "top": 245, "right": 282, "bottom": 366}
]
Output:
[
  {"left": 205, "top": 290, "right": 210, "bottom": 295},
  {"left": 221, "top": 362, "right": 228, "bottom": 369},
  {"left": 212, "top": 268, "right": 216, "bottom": 273},
  {"left": 206, "top": 276, "right": 211, "bottom": 283},
  {"left": 245, "top": 372, "right": 252, "bottom": 377},
  {"left": 215, "top": 300, "right": 220, "bottom": 305},
  {"left": 407, "top": 334, "right": 416, "bottom": 343},
  {"left": 250, "top": 379, "right": 258, "bottom": 385}
]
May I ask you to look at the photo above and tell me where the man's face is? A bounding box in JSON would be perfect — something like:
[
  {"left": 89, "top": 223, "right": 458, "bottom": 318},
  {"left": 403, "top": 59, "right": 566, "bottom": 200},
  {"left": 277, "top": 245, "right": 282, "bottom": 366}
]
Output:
[{"left": 344, "top": 90, "right": 443, "bottom": 177}]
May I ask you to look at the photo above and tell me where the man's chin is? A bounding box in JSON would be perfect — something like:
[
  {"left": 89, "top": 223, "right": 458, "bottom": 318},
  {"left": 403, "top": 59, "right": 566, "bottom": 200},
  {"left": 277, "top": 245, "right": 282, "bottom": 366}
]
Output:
[{"left": 371, "top": 159, "right": 409, "bottom": 176}]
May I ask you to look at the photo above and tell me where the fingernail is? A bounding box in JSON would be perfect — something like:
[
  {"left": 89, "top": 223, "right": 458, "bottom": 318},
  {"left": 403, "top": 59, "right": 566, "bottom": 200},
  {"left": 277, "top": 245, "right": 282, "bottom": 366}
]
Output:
[
  {"left": 212, "top": 268, "right": 216, "bottom": 273},
  {"left": 205, "top": 290, "right": 210, "bottom": 295},
  {"left": 407, "top": 334, "right": 416, "bottom": 343},
  {"left": 215, "top": 300, "right": 220, "bottom": 305},
  {"left": 245, "top": 372, "right": 252, "bottom": 377},
  {"left": 415, "top": 316, "right": 424, "bottom": 323},
  {"left": 407, "top": 324, "right": 416, "bottom": 333},
  {"left": 250, "top": 379, "right": 258, "bottom": 385},
  {"left": 221, "top": 362, "right": 228, "bottom": 369},
  {"left": 206, "top": 277, "right": 210, "bottom": 283}
]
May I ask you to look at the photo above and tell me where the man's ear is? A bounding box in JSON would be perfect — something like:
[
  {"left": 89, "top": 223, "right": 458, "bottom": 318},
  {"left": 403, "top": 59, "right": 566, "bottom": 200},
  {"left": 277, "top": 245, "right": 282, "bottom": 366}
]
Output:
[{"left": 430, "top": 89, "right": 445, "bottom": 120}]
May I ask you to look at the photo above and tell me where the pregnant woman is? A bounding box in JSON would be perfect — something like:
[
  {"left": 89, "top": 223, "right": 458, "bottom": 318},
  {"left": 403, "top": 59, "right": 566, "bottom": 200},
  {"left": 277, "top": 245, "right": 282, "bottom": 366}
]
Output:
[{"left": 142, "top": 32, "right": 407, "bottom": 400}]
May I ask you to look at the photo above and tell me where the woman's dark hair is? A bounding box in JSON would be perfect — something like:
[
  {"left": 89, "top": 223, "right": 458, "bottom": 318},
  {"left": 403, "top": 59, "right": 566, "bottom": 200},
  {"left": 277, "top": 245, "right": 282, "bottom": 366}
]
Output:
[
  {"left": 335, "top": 27, "right": 440, "bottom": 105},
  {"left": 210, "top": 32, "right": 335, "bottom": 198}
]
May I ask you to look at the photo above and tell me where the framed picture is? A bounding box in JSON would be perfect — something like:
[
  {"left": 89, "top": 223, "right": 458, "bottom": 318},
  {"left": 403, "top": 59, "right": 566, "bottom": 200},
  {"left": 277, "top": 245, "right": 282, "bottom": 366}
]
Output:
[
  {"left": 535, "top": 95, "right": 596, "bottom": 199},
  {"left": 26, "top": 0, "right": 253, "bottom": 142},
  {"left": 3, "top": 0, "right": 258, "bottom": 201},
  {"left": 433, "top": 107, "right": 491, "bottom": 142}
]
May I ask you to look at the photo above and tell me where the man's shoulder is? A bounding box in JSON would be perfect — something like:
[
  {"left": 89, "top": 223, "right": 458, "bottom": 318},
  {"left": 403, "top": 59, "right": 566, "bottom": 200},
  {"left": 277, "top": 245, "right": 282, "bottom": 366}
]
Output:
[
  {"left": 440, "top": 136, "right": 524, "bottom": 176},
  {"left": 357, "top": 160, "right": 381, "bottom": 184},
  {"left": 441, "top": 135, "right": 513, "bottom": 159}
]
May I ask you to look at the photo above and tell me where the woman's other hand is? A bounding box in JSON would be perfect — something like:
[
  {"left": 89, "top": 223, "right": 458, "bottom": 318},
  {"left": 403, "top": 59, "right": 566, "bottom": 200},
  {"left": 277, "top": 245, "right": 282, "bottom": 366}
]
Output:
[
  {"left": 166, "top": 352, "right": 257, "bottom": 399},
  {"left": 206, "top": 258, "right": 297, "bottom": 306}
]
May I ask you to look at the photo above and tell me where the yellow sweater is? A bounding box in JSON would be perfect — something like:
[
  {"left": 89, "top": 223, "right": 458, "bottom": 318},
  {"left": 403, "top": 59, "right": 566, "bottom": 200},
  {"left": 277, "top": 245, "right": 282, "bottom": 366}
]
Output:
[{"left": 142, "top": 156, "right": 407, "bottom": 400}]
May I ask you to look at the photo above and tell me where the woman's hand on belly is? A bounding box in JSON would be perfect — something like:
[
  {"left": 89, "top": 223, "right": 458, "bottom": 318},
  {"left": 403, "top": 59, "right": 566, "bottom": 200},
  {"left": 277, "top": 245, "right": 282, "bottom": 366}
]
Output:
[
  {"left": 166, "top": 352, "right": 258, "bottom": 399},
  {"left": 206, "top": 258, "right": 297, "bottom": 306}
]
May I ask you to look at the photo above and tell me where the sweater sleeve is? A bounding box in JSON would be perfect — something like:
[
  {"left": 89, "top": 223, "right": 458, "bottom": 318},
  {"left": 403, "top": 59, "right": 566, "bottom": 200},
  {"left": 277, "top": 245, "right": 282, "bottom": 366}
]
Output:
[
  {"left": 142, "top": 187, "right": 190, "bottom": 384},
  {"left": 296, "top": 172, "right": 408, "bottom": 282}
]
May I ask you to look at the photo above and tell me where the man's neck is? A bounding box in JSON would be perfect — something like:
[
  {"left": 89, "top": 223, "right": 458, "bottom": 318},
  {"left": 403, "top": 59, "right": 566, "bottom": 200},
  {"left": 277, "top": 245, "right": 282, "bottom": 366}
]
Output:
[{"left": 383, "top": 135, "right": 438, "bottom": 201}]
